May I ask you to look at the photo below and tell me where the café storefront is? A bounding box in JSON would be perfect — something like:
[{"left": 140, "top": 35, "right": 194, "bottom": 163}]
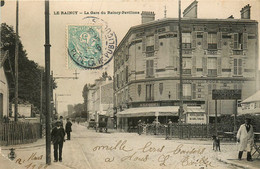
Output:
[{"left": 116, "top": 101, "right": 205, "bottom": 132}]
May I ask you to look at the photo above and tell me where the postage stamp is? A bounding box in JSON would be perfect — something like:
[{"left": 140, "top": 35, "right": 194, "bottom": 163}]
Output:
[{"left": 67, "top": 16, "right": 117, "bottom": 69}]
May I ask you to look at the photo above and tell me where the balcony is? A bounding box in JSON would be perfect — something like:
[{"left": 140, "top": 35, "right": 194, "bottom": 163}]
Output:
[
  {"left": 182, "top": 43, "right": 191, "bottom": 49},
  {"left": 208, "top": 43, "right": 217, "bottom": 50},
  {"left": 208, "top": 69, "right": 217, "bottom": 77},
  {"left": 183, "top": 69, "right": 191, "bottom": 75},
  {"left": 233, "top": 50, "right": 243, "bottom": 55}
]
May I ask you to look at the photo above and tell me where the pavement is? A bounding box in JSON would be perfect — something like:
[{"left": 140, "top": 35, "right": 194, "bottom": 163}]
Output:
[{"left": 0, "top": 123, "right": 259, "bottom": 169}]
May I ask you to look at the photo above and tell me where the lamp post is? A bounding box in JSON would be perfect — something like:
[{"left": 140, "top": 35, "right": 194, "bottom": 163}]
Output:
[
  {"left": 44, "top": 0, "right": 51, "bottom": 165},
  {"left": 178, "top": 0, "right": 183, "bottom": 124}
]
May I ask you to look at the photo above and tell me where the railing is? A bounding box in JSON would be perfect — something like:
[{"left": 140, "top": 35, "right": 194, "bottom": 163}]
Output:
[
  {"left": 137, "top": 123, "right": 235, "bottom": 140},
  {"left": 0, "top": 122, "right": 41, "bottom": 146}
]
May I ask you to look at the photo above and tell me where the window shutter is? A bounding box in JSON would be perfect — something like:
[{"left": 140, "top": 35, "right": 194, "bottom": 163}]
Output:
[
  {"left": 192, "top": 84, "right": 196, "bottom": 99},
  {"left": 238, "top": 59, "right": 242, "bottom": 75},
  {"left": 243, "top": 33, "right": 248, "bottom": 49},
  {"left": 217, "top": 32, "right": 222, "bottom": 49},
  {"left": 192, "top": 56, "right": 196, "bottom": 75},
  {"left": 202, "top": 57, "right": 207, "bottom": 76},
  {"left": 146, "top": 60, "right": 149, "bottom": 76},
  {"left": 142, "top": 36, "right": 146, "bottom": 52},
  {"left": 208, "top": 84, "right": 212, "bottom": 94},
  {"left": 233, "top": 33, "right": 238, "bottom": 49},
  {"left": 177, "top": 83, "right": 180, "bottom": 99},
  {"left": 176, "top": 56, "right": 179, "bottom": 74},
  {"left": 217, "top": 57, "right": 222, "bottom": 76},
  {"left": 154, "top": 34, "right": 159, "bottom": 50},
  {"left": 234, "top": 59, "right": 237, "bottom": 75},
  {"left": 192, "top": 31, "right": 196, "bottom": 48},
  {"left": 150, "top": 60, "right": 154, "bottom": 76},
  {"left": 203, "top": 32, "right": 208, "bottom": 49}
]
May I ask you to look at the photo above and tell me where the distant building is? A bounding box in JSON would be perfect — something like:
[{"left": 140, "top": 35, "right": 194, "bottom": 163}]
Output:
[
  {"left": 113, "top": 2, "right": 258, "bottom": 131},
  {"left": 0, "top": 49, "right": 9, "bottom": 120},
  {"left": 85, "top": 77, "right": 114, "bottom": 128}
]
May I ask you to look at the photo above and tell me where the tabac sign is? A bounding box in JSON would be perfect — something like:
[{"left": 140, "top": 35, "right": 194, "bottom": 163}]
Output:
[{"left": 212, "top": 89, "right": 241, "bottom": 100}]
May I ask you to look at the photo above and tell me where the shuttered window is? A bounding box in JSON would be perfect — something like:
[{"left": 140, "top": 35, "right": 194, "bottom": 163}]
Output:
[
  {"left": 146, "top": 60, "right": 154, "bottom": 77},
  {"left": 234, "top": 58, "right": 242, "bottom": 76},
  {"left": 146, "top": 84, "right": 154, "bottom": 101}
]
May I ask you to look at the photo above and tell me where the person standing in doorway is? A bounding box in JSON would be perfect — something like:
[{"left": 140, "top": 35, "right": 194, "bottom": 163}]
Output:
[
  {"left": 51, "top": 120, "right": 66, "bottom": 162},
  {"left": 236, "top": 118, "right": 254, "bottom": 161},
  {"left": 65, "top": 118, "right": 72, "bottom": 140}
]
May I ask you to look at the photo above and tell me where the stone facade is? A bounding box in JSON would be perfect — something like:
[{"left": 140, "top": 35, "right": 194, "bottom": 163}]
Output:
[{"left": 114, "top": 9, "right": 258, "bottom": 127}]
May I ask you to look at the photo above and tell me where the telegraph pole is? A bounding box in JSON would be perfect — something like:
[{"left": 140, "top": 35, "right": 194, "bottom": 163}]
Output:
[
  {"left": 14, "top": 0, "right": 19, "bottom": 122},
  {"left": 178, "top": 0, "right": 183, "bottom": 124},
  {"left": 45, "top": 0, "right": 51, "bottom": 165}
]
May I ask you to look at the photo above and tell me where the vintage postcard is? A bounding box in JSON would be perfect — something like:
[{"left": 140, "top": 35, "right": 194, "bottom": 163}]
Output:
[{"left": 0, "top": 0, "right": 260, "bottom": 169}]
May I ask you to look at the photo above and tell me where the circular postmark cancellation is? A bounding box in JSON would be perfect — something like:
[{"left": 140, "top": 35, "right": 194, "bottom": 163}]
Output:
[{"left": 67, "top": 16, "right": 117, "bottom": 69}]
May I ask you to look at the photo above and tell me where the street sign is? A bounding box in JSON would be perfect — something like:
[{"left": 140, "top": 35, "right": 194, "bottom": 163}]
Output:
[{"left": 212, "top": 89, "right": 241, "bottom": 100}]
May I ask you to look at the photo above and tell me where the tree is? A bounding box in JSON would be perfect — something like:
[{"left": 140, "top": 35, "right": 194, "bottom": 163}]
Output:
[{"left": 1, "top": 23, "right": 57, "bottom": 116}]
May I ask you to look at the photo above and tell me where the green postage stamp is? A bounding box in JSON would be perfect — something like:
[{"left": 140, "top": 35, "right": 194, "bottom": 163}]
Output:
[{"left": 67, "top": 17, "right": 117, "bottom": 69}]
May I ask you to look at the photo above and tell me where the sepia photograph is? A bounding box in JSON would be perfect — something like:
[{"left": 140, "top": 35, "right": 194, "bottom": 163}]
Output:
[{"left": 0, "top": 0, "right": 260, "bottom": 168}]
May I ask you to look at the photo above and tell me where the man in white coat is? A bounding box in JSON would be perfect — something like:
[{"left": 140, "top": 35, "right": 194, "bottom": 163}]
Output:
[{"left": 236, "top": 118, "right": 254, "bottom": 161}]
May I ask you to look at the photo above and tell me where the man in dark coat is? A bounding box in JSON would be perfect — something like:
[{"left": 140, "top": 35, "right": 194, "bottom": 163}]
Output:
[
  {"left": 65, "top": 118, "right": 72, "bottom": 140},
  {"left": 51, "top": 120, "right": 65, "bottom": 162}
]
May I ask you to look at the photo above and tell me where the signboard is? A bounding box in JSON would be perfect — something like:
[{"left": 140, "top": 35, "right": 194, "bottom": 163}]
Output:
[
  {"left": 212, "top": 89, "right": 241, "bottom": 100},
  {"left": 186, "top": 113, "right": 206, "bottom": 124}
]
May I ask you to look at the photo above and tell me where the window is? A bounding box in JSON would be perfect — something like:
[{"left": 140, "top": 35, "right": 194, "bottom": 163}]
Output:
[
  {"left": 146, "top": 60, "right": 154, "bottom": 77},
  {"left": 146, "top": 84, "right": 154, "bottom": 101},
  {"left": 146, "top": 36, "right": 154, "bottom": 46},
  {"left": 182, "top": 33, "right": 191, "bottom": 49},
  {"left": 183, "top": 84, "right": 192, "bottom": 100},
  {"left": 208, "top": 33, "right": 217, "bottom": 49},
  {"left": 159, "top": 83, "right": 163, "bottom": 95},
  {"left": 208, "top": 57, "right": 217, "bottom": 76},
  {"left": 183, "top": 58, "right": 192, "bottom": 75},
  {"left": 234, "top": 58, "right": 242, "bottom": 76},
  {"left": 146, "top": 45, "right": 154, "bottom": 52}
]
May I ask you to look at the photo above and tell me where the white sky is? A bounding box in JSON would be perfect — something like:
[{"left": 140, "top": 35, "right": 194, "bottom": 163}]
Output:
[{"left": 1, "top": 0, "right": 260, "bottom": 113}]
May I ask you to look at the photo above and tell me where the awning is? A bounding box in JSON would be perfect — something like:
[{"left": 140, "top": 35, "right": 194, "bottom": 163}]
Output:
[
  {"left": 241, "top": 90, "right": 260, "bottom": 103},
  {"left": 117, "top": 106, "right": 179, "bottom": 118}
]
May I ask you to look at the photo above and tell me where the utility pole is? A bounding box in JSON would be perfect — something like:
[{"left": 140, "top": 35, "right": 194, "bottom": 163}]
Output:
[
  {"left": 40, "top": 68, "right": 43, "bottom": 138},
  {"left": 178, "top": 0, "right": 183, "bottom": 124},
  {"left": 44, "top": 0, "right": 51, "bottom": 165},
  {"left": 14, "top": 0, "right": 19, "bottom": 122}
]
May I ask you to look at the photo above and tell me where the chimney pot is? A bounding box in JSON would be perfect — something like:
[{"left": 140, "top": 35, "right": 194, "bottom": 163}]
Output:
[{"left": 141, "top": 11, "right": 155, "bottom": 24}]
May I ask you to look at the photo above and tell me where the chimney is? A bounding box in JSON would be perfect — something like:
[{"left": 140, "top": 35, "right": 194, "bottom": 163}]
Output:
[
  {"left": 141, "top": 11, "right": 155, "bottom": 24},
  {"left": 240, "top": 4, "right": 251, "bottom": 19},
  {"left": 183, "top": 0, "right": 198, "bottom": 18}
]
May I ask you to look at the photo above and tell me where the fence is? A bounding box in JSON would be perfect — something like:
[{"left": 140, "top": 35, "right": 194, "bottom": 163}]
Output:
[
  {"left": 139, "top": 123, "right": 235, "bottom": 140},
  {"left": 0, "top": 122, "right": 41, "bottom": 146}
]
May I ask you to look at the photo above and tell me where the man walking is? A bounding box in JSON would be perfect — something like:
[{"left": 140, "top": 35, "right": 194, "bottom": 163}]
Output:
[
  {"left": 65, "top": 118, "right": 73, "bottom": 140},
  {"left": 51, "top": 120, "right": 65, "bottom": 162},
  {"left": 236, "top": 118, "right": 254, "bottom": 161}
]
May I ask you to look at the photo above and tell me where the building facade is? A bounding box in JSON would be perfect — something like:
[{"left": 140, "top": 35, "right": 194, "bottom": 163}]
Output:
[
  {"left": 113, "top": 2, "right": 258, "bottom": 131},
  {"left": 0, "top": 50, "right": 9, "bottom": 120}
]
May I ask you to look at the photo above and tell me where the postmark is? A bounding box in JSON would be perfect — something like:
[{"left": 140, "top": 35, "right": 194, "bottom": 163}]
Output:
[{"left": 67, "top": 16, "right": 117, "bottom": 69}]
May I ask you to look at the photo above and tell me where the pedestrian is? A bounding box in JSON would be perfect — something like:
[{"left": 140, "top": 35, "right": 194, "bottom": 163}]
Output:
[
  {"left": 51, "top": 120, "right": 66, "bottom": 162},
  {"left": 236, "top": 117, "right": 254, "bottom": 161},
  {"left": 166, "top": 119, "right": 172, "bottom": 140},
  {"left": 52, "top": 116, "right": 58, "bottom": 128},
  {"left": 65, "top": 118, "right": 72, "bottom": 140},
  {"left": 138, "top": 120, "right": 142, "bottom": 135},
  {"left": 59, "top": 116, "right": 64, "bottom": 127}
]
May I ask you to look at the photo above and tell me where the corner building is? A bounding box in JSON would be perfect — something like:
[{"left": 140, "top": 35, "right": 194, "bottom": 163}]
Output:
[{"left": 113, "top": 3, "right": 258, "bottom": 131}]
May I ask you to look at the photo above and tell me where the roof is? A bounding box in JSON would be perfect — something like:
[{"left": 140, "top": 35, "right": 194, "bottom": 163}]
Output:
[
  {"left": 114, "top": 17, "right": 258, "bottom": 54},
  {"left": 241, "top": 90, "right": 260, "bottom": 103}
]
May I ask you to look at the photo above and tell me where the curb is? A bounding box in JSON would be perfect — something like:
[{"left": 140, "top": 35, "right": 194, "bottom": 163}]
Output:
[{"left": 216, "top": 157, "right": 259, "bottom": 169}]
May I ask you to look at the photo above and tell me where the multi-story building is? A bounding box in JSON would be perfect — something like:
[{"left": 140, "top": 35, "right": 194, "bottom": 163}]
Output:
[
  {"left": 86, "top": 78, "right": 114, "bottom": 128},
  {"left": 113, "top": 1, "right": 258, "bottom": 131}
]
